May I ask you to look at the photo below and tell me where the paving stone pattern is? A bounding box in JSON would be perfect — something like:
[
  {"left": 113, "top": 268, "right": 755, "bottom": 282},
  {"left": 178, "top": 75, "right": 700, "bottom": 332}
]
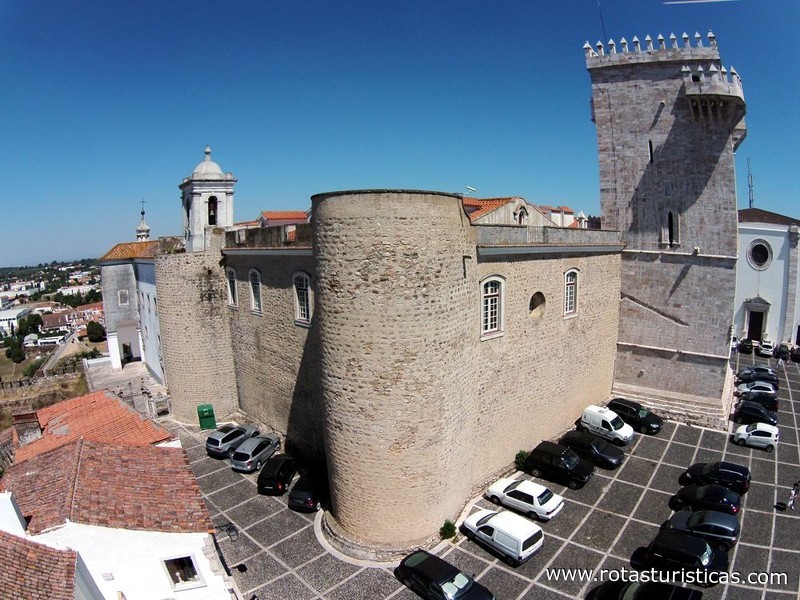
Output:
[{"left": 164, "top": 349, "right": 800, "bottom": 599}]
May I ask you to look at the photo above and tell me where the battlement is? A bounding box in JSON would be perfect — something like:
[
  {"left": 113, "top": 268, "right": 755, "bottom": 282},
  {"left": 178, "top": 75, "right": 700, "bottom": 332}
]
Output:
[{"left": 585, "top": 31, "right": 720, "bottom": 67}]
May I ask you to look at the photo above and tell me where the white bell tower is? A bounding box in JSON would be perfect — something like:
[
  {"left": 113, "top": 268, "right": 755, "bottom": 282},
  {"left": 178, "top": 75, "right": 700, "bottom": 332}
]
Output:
[{"left": 179, "top": 146, "right": 236, "bottom": 252}]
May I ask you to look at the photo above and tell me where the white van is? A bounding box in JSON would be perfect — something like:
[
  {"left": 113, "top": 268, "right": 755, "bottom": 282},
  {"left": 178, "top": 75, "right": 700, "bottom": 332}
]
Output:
[
  {"left": 580, "top": 405, "right": 635, "bottom": 445},
  {"left": 462, "top": 509, "right": 543, "bottom": 566}
]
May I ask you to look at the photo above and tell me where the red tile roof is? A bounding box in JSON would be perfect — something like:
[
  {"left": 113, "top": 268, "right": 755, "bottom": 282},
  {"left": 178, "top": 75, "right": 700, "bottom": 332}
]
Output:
[
  {"left": 0, "top": 530, "right": 77, "bottom": 599},
  {"left": 260, "top": 210, "right": 309, "bottom": 221},
  {"left": 100, "top": 240, "right": 159, "bottom": 261},
  {"left": 4, "top": 439, "right": 212, "bottom": 534},
  {"left": 463, "top": 197, "right": 516, "bottom": 222},
  {"left": 13, "top": 390, "right": 172, "bottom": 464},
  {"left": 738, "top": 208, "right": 800, "bottom": 226}
]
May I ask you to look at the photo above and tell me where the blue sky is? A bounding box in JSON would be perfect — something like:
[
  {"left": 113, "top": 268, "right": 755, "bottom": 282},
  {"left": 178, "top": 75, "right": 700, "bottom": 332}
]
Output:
[{"left": 1, "top": 1, "right": 797, "bottom": 267}]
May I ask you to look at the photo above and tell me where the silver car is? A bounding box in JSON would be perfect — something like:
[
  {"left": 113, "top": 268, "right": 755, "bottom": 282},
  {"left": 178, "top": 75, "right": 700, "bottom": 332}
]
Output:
[
  {"left": 230, "top": 435, "right": 281, "bottom": 472},
  {"left": 205, "top": 424, "right": 260, "bottom": 458}
]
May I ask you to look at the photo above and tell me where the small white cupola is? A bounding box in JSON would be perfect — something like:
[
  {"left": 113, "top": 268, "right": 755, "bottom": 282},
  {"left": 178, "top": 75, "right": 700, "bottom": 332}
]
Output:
[{"left": 136, "top": 200, "right": 150, "bottom": 241}]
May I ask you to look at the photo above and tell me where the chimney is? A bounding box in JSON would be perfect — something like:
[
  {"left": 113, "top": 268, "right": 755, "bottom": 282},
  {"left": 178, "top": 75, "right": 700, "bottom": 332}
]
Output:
[{"left": 12, "top": 411, "right": 42, "bottom": 446}]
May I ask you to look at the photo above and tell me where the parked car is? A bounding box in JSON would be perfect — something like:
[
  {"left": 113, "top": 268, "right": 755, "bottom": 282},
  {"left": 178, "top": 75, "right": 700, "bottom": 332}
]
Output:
[
  {"left": 774, "top": 343, "right": 791, "bottom": 360},
  {"left": 735, "top": 380, "right": 777, "bottom": 396},
  {"left": 205, "top": 424, "right": 260, "bottom": 458},
  {"left": 737, "top": 338, "right": 753, "bottom": 354},
  {"left": 230, "top": 434, "right": 281, "bottom": 472},
  {"left": 733, "top": 422, "right": 779, "bottom": 453},
  {"left": 462, "top": 509, "right": 544, "bottom": 566},
  {"left": 660, "top": 510, "right": 740, "bottom": 551},
  {"left": 396, "top": 550, "right": 495, "bottom": 600},
  {"left": 736, "top": 366, "right": 778, "bottom": 386},
  {"left": 734, "top": 401, "right": 778, "bottom": 426},
  {"left": 586, "top": 581, "right": 703, "bottom": 600},
  {"left": 738, "top": 390, "right": 779, "bottom": 411},
  {"left": 757, "top": 340, "right": 775, "bottom": 357},
  {"left": 485, "top": 478, "right": 564, "bottom": 521},
  {"left": 288, "top": 471, "right": 329, "bottom": 512},
  {"left": 632, "top": 530, "right": 728, "bottom": 587},
  {"left": 257, "top": 454, "right": 297, "bottom": 495},
  {"left": 791, "top": 346, "right": 800, "bottom": 362},
  {"left": 558, "top": 430, "right": 624, "bottom": 469},
  {"left": 607, "top": 398, "right": 664, "bottom": 434},
  {"left": 681, "top": 462, "right": 750, "bottom": 495},
  {"left": 523, "top": 441, "right": 595, "bottom": 489},
  {"left": 730, "top": 336, "right": 738, "bottom": 351},
  {"left": 671, "top": 484, "right": 741, "bottom": 515},
  {"left": 579, "top": 405, "right": 635, "bottom": 445}
]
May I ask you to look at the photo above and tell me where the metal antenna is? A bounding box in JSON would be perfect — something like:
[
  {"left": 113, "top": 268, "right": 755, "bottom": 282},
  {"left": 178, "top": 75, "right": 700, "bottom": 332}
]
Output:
[
  {"left": 596, "top": 0, "right": 608, "bottom": 44},
  {"left": 140, "top": 198, "right": 147, "bottom": 216},
  {"left": 747, "top": 158, "right": 754, "bottom": 209}
]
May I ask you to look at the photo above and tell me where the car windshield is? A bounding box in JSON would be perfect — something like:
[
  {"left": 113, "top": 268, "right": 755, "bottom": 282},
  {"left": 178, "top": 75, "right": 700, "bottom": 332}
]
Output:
[
  {"left": 745, "top": 423, "right": 757, "bottom": 433},
  {"left": 699, "top": 543, "right": 712, "bottom": 566},
  {"left": 476, "top": 513, "right": 496, "bottom": 527},
  {"left": 441, "top": 572, "right": 472, "bottom": 598},
  {"left": 637, "top": 407, "right": 649, "bottom": 418},
  {"left": 610, "top": 416, "right": 625, "bottom": 430},
  {"left": 537, "top": 489, "right": 554, "bottom": 504},
  {"left": 562, "top": 452, "right": 579, "bottom": 469},
  {"left": 591, "top": 438, "right": 609, "bottom": 452},
  {"left": 687, "top": 512, "right": 704, "bottom": 528},
  {"left": 217, "top": 425, "right": 235, "bottom": 433},
  {"left": 620, "top": 583, "right": 643, "bottom": 600}
]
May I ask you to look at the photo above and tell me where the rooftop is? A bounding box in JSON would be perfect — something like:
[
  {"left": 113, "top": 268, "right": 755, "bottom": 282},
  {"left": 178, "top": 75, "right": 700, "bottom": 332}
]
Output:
[
  {"left": 0, "top": 530, "right": 77, "bottom": 599},
  {"left": 100, "top": 240, "right": 159, "bottom": 261},
  {"left": 739, "top": 207, "right": 800, "bottom": 227}
]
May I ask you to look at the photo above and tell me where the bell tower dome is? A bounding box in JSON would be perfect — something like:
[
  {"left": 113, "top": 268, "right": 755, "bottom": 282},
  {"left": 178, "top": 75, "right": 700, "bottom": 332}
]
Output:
[{"left": 179, "top": 146, "right": 237, "bottom": 252}]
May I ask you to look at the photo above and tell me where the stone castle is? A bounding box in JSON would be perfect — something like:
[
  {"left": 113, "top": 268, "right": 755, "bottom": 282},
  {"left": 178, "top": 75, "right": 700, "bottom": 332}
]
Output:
[{"left": 101, "top": 31, "right": 745, "bottom": 556}]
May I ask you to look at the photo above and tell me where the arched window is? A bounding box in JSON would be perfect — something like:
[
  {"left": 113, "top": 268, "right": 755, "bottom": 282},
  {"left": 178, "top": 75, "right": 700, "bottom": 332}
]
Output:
[
  {"left": 226, "top": 268, "right": 237, "bottom": 307},
  {"left": 249, "top": 269, "right": 262, "bottom": 314},
  {"left": 208, "top": 196, "right": 218, "bottom": 226},
  {"left": 480, "top": 275, "right": 505, "bottom": 339},
  {"left": 564, "top": 269, "right": 579, "bottom": 316},
  {"left": 293, "top": 272, "right": 313, "bottom": 326},
  {"left": 517, "top": 208, "right": 529, "bottom": 225}
]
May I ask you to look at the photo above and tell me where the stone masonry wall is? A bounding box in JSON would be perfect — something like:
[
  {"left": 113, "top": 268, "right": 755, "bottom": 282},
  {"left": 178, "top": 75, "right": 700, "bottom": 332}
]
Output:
[
  {"left": 313, "top": 190, "right": 480, "bottom": 548},
  {"left": 474, "top": 252, "right": 621, "bottom": 475},
  {"left": 155, "top": 249, "right": 238, "bottom": 423},
  {"left": 222, "top": 253, "right": 324, "bottom": 461}
]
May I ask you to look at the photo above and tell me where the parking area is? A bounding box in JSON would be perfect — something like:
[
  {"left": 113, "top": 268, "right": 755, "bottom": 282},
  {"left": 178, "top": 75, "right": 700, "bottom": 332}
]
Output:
[{"left": 163, "top": 348, "right": 800, "bottom": 599}]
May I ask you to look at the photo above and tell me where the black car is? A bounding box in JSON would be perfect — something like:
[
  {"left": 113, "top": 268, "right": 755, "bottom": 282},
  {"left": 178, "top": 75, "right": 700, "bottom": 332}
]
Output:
[
  {"left": 791, "top": 346, "right": 800, "bottom": 362},
  {"left": 734, "top": 401, "right": 778, "bottom": 426},
  {"left": 682, "top": 462, "right": 751, "bottom": 495},
  {"left": 632, "top": 530, "right": 728, "bottom": 587},
  {"left": 257, "top": 454, "right": 297, "bottom": 496},
  {"left": 396, "top": 549, "right": 496, "bottom": 600},
  {"left": 586, "top": 581, "right": 703, "bottom": 600},
  {"left": 607, "top": 398, "right": 664, "bottom": 434},
  {"left": 774, "top": 343, "right": 791, "bottom": 360},
  {"left": 738, "top": 390, "right": 779, "bottom": 411},
  {"left": 661, "top": 510, "right": 740, "bottom": 551},
  {"left": 671, "top": 484, "right": 741, "bottom": 515},
  {"left": 558, "top": 431, "right": 624, "bottom": 470},
  {"left": 738, "top": 338, "right": 753, "bottom": 353},
  {"left": 288, "top": 471, "right": 329, "bottom": 512},
  {"left": 523, "top": 441, "right": 595, "bottom": 489},
  {"left": 736, "top": 367, "right": 779, "bottom": 387}
]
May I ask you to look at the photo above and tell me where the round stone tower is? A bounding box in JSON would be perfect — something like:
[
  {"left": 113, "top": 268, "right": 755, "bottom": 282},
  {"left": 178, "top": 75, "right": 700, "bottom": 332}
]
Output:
[{"left": 312, "top": 190, "right": 479, "bottom": 552}]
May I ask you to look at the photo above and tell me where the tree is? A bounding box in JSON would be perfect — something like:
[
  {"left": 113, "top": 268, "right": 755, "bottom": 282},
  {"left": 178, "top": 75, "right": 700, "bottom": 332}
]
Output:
[{"left": 86, "top": 320, "right": 106, "bottom": 342}]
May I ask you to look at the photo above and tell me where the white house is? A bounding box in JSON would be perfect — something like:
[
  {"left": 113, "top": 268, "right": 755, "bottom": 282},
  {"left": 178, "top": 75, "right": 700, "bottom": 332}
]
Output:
[{"left": 0, "top": 306, "right": 32, "bottom": 337}]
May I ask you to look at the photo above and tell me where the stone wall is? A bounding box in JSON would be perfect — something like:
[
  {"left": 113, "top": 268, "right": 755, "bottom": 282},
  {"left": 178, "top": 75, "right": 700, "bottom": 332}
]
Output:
[
  {"left": 155, "top": 246, "right": 238, "bottom": 424},
  {"left": 222, "top": 252, "right": 324, "bottom": 461}
]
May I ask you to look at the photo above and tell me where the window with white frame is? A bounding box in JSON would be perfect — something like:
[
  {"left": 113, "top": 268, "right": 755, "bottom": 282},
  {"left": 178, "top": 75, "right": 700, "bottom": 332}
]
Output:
[
  {"left": 249, "top": 269, "right": 262, "bottom": 314},
  {"left": 564, "top": 269, "right": 579, "bottom": 316},
  {"left": 480, "top": 276, "right": 505, "bottom": 338},
  {"left": 293, "top": 272, "right": 312, "bottom": 325},
  {"left": 118, "top": 289, "right": 129, "bottom": 306},
  {"left": 162, "top": 555, "right": 205, "bottom": 591},
  {"left": 226, "top": 267, "right": 238, "bottom": 307}
]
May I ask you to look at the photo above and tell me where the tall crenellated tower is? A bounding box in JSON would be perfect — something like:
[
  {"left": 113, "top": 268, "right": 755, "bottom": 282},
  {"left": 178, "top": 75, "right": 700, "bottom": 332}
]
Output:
[
  {"left": 586, "top": 32, "right": 746, "bottom": 425},
  {"left": 179, "top": 146, "right": 237, "bottom": 252}
]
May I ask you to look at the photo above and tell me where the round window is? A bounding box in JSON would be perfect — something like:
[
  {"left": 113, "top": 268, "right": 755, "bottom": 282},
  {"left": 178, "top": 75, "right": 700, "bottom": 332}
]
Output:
[
  {"left": 529, "top": 292, "right": 546, "bottom": 320},
  {"left": 747, "top": 240, "right": 772, "bottom": 270}
]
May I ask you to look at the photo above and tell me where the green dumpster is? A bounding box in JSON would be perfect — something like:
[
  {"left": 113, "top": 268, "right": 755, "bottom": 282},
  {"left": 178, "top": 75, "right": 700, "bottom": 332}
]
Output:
[{"left": 197, "top": 404, "right": 216, "bottom": 430}]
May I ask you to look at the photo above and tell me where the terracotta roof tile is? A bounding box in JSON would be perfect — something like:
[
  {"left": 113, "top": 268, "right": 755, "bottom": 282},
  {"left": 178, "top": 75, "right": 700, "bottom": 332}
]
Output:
[
  {"left": 4, "top": 439, "right": 212, "bottom": 534},
  {"left": 0, "top": 530, "right": 77, "bottom": 599},
  {"left": 463, "top": 197, "right": 516, "bottom": 222},
  {"left": 738, "top": 208, "right": 800, "bottom": 227},
  {"left": 14, "top": 390, "right": 172, "bottom": 464},
  {"left": 100, "top": 240, "right": 159, "bottom": 261},
  {"left": 259, "top": 210, "right": 309, "bottom": 221}
]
